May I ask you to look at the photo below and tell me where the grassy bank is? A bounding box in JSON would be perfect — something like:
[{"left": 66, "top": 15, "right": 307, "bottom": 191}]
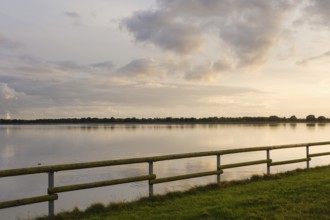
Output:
[{"left": 37, "top": 165, "right": 330, "bottom": 220}]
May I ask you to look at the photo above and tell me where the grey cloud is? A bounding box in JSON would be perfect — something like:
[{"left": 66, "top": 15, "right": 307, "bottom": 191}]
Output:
[
  {"left": 1, "top": 53, "right": 114, "bottom": 79},
  {"left": 18, "top": 55, "right": 59, "bottom": 71},
  {"left": 54, "top": 60, "right": 114, "bottom": 72},
  {"left": 122, "top": 0, "right": 296, "bottom": 73},
  {"left": 185, "top": 64, "right": 217, "bottom": 81},
  {"left": 54, "top": 60, "right": 82, "bottom": 70},
  {"left": 113, "top": 58, "right": 233, "bottom": 81},
  {"left": 0, "top": 34, "right": 22, "bottom": 50},
  {"left": 90, "top": 61, "right": 114, "bottom": 69},
  {"left": 7, "top": 55, "right": 114, "bottom": 77},
  {"left": 217, "top": 0, "right": 293, "bottom": 68},
  {"left": 121, "top": 10, "right": 203, "bottom": 55},
  {"left": 157, "top": 0, "right": 234, "bottom": 18},
  {"left": 213, "top": 59, "right": 232, "bottom": 72},
  {"left": 116, "top": 58, "right": 164, "bottom": 79},
  {"left": 11, "top": 56, "right": 72, "bottom": 79},
  {"left": 18, "top": 55, "right": 45, "bottom": 64},
  {"left": 115, "top": 58, "right": 191, "bottom": 80},
  {"left": 185, "top": 59, "right": 232, "bottom": 81},
  {"left": 304, "top": 0, "right": 330, "bottom": 28},
  {"left": 64, "top": 11, "right": 81, "bottom": 18},
  {"left": 0, "top": 82, "right": 17, "bottom": 100},
  {"left": 296, "top": 50, "right": 330, "bottom": 65},
  {"left": 63, "top": 11, "right": 83, "bottom": 26}
]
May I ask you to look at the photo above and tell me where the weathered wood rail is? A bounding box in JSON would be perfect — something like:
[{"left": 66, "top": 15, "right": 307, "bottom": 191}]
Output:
[{"left": 0, "top": 141, "right": 330, "bottom": 216}]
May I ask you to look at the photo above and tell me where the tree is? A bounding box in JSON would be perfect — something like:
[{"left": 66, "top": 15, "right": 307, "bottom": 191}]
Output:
[
  {"left": 289, "top": 115, "right": 297, "bottom": 121},
  {"left": 306, "top": 115, "right": 316, "bottom": 121},
  {"left": 269, "top": 115, "right": 280, "bottom": 122},
  {"left": 317, "top": 116, "right": 326, "bottom": 122}
]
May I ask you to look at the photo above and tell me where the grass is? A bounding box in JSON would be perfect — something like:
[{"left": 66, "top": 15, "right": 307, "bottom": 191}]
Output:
[{"left": 36, "top": 165, "right": 330, "bottom": 220}]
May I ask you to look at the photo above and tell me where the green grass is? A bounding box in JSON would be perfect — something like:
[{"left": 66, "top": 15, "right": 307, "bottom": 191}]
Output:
[{"left": 36, "top": 165, "right": 330, "bottom": 220}]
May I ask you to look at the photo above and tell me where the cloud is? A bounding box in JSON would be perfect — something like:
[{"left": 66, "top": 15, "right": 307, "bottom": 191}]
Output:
[
  {"left": 114, "top": 58, "right": 192, "bottom": 81},
  {"left": 185, "top": 59, "right": 233, "bottom": 81},
  {"left": 9, "top": 55, "right": 73, "bottom": 80},
  {"left": 304, "top": 0, "right": 330, "bottom": 28},
  {"left": 121, "top": 10, "right": 203, "bottom": 55},
  {"left": 0, "top": 83, "right": 17, "bottom": 100},
  {"left": 0, "top": 34, "right": 22, "bottom": 50},
  {"left": 53, "top": 60, "right": 114, "bottom": 73},
  {"left": 122, "top": 0, "right": 296, "bottom": 73},
  {"left": 116, "top": 58, "right": 165, "bottom": 79},
  {"left": 136, "top": 82, "right": 177, "bottom": 89},
  {"left": 63, "top": 11, "right": 83, "bottom": 26},
  {"left": 297, "top": 50, "right": 330, "bottom": 65},
  {"left": 53, "top": 60, "right": 82, "bottom": 70},
  {"left": 90, "top": 61, "right": 114, "bottom": 70},
  {"left": 157, "top": 0, "right": 234, "bottom": 18},
  {"left": 1, "top": 55, "right": 114, "bottom": 80},
  {"left": 185, "top": 65, "right": 218, "bottom": 82},
  {"left": 0, "top": 53, "right": 114, "bottom": 92},
  {"left": 48, "top": 55, "right": 228, "bottom": 84},
  {"left": 64, "top": 11, "right": 81, "bottom": 18},
  {"left": 216, "top": 1, "right": 294, "bottom": 68},
  {"left": 5, "top": 112, "right": 11, "bottom": 119}
]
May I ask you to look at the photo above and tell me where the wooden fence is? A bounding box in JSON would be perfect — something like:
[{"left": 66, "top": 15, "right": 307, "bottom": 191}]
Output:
[{"left": 1, "top": 141, "right": 330, "bottom": 217}]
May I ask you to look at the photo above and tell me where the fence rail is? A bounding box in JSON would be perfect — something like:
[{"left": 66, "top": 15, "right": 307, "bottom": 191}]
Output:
[{"left": 0, "top": 141, "right": 329, "bottom": 216}]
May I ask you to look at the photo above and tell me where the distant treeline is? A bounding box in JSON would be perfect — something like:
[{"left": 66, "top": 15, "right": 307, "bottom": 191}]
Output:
[{"left": 0, "top": 115, "right": 329, "bottom": 124}]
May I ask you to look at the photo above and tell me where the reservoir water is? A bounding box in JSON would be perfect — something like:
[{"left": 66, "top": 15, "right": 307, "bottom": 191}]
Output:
[{"left": 1, "top": 123, "right": 330, "bottom": 219}]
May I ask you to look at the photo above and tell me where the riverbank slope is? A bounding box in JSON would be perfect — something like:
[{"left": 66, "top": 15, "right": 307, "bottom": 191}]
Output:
[{"left": 36, "top": 165, "right": 330, "bottom": 220}]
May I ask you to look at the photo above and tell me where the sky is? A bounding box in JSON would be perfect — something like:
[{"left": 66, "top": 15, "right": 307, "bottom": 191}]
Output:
[{"left": 0, "top": 0, "right": 329, "bottom": 119}]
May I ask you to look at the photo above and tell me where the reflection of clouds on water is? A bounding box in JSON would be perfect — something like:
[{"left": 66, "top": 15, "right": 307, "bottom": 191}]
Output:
[
  {"left": 184, "top": 159, "right": 216, "bottom": 173},
  {"left": 129, "top": 181, "right": 146, "bottom": 189},
  {"left": 57, "top": 165, "right": 146, "bottom": 186},
  {"left": 58, "top": 172, "right": 114, "bottom": 185},
  {"left": 117, "top": 165, "right": 146, "bottom": 177},
  {"left": 221, "top": 167, "right": 265, "bottom": 181},
  {"left": 1, "top": 144, "right": 15, "bottom": 158},
  {"left": 157, "top": 158, "right": 216, "bottom": 177},
  {"left": 6, "top": 127, "right": 10, "bottom": 136},
  {"left": 164, "top": 183, "right": 195, "bottom": 193}
]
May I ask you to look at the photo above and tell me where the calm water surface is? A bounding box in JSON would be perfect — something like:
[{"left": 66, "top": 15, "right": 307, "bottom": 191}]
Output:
[{"left": 1, "top": 123, "right": 330, "bottom": 219}]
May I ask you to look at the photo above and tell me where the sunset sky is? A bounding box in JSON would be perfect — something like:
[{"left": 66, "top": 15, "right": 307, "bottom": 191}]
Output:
[{"left": 0, "top": 0, "right": 329, "bottom": 119}]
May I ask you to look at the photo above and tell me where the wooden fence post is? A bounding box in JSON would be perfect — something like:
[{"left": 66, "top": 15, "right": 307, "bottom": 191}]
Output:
[
  {"left": 306, "top": 145, "right": 310, "bottom": 169},
  {"left": 216, "top": 155, "right": 221, "bottom": 184},
  {"left": 48, "top": 171, "right": 55, "bottom": 217},
  {"left": 148, "top": 161, "right": 154, "bottom": 196},
  {"left": 266, "top": 149, "right": 270, "bottom": 175}
]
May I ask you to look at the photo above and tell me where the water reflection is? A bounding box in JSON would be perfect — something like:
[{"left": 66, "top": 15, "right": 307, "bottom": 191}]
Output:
[
  {"left": 3, "top": 123, "right": 324, "bottom": 132},
  {"left": 1, "top": 144, "right": 15, "bottom": 158},
  {"left": 306, "top": 123, "right": 316, "bottom": 128},
  {"left": 289, "top": 123, "right": 297, "bottom": 129},
  {"left": 57, "top": 165, "right": 146, "bottom": 186}
]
